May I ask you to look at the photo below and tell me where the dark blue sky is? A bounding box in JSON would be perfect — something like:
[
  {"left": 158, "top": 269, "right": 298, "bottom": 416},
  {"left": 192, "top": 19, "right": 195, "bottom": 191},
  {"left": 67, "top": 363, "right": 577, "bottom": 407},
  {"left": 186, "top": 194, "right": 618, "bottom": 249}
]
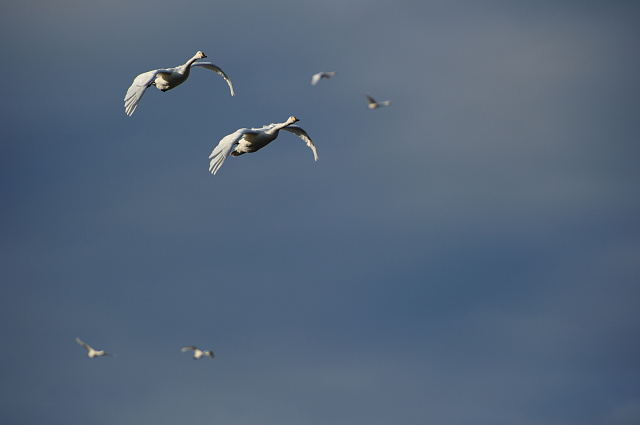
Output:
[{"left": 2, "top": 1, "right": 640, "bottom": 424}]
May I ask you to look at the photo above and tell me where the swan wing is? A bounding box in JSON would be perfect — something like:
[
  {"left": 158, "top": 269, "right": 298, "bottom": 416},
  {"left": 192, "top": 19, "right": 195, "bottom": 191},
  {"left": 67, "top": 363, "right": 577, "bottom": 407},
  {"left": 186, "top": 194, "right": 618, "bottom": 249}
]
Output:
[
  {"left": 124, "top": 69, "right": 167, "bottom": 116},
  {"left": 282, "top": 126, "right": 318, "bottom": 161},
  {"left": 192, "top": 62, "right": 235, "bottom": 96},
  {"left": 181, "top": 346, "right": 196, "bottom": 352},
  {"left": 311, "top": 73, "right": 322, "bottom": 86},
  {"left": 76, "top": 337, "right": 91, "bottom": 351},
  {"left": 208, "top": 128, "right": 250, "bottom": 175}
]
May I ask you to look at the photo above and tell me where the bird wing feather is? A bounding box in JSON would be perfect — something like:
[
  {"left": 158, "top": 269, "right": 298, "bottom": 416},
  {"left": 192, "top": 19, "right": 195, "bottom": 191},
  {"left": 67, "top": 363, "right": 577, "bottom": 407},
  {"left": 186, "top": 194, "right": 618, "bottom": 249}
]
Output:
[
  {"left": 311, "top": 73, "right": 322, "bottom": 86},
  {"left": 191, "top": 62, "right": 235, "bottom": 96},
  {"left": 76, "top": 337, "right": 91, "bottom": 351},
  {"left": 282, "top": 126, "right": 319, "bottom": 161},
  {"left": 208, "top": 128, "right": 252, "bottom": 175},
  {"left": 124, "top": 69, "right": 169, "bottom": 116}
]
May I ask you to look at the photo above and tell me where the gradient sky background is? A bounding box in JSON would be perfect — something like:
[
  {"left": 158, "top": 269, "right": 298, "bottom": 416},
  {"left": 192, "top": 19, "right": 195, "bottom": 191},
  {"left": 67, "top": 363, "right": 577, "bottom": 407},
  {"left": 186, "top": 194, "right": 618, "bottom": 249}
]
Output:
[{"left": 2, "top": 1, "right": 640, "bottom": 424}]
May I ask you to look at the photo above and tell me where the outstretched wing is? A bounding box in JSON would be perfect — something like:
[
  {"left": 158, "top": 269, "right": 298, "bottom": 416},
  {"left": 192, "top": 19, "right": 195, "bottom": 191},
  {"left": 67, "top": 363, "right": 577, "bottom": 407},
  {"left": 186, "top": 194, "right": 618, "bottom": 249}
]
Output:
[
  {"left": 282, "top": 126, "right": 319, "bottom": 161},
  {"left": 76, "top": 337, "right": 91, "bottom": 351},
  {"left": 124, "top": 69, "right": 167, "bottom": 116},
  {"left": 192, "top": 62, "right": 235, "bottom": 96},
  {"left": 208, "top": 128, "right": 251, "bottom": 175},
  {"left": 311, "top": 73, "right": 322, "bottom": 86},
  {"left": 181, "top": 346, "right": 196, "bottom": 352}
]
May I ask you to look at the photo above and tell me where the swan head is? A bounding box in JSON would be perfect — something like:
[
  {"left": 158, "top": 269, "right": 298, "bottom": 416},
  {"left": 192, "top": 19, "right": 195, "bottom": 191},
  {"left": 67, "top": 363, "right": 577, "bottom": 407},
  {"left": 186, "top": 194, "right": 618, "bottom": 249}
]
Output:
[
  {"left": 287, "top": 116, "right": 299, "bottom": 124},
  {"left": 196, "top": 51, "right": 207, "bottom": 59}
]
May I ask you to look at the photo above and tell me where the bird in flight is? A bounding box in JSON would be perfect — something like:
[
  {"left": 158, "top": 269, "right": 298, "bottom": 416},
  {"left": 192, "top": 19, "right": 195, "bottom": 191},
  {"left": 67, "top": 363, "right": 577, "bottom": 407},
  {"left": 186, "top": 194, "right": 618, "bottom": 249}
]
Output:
[
  {"left": 208, "top": 116, "right": 318, "bottom": 175},
  {"left": 124, "top": 51, "right": 235, "bottom": 116},
  {"left": 181, "top": 346, "right": 215, "bottom": 359},
  {"left": 311, "top": 71, "right": 336, "bottom": 86},
  {"left": 76, "top": 337, "right": 113, "bottom": 358},
  {"left": 365, "top": 93, "right": 391, "bottom": 109}
]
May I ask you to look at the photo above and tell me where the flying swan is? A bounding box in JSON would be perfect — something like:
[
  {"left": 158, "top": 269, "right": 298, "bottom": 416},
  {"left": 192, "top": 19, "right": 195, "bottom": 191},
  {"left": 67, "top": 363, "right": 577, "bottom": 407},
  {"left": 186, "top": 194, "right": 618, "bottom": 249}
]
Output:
[
  {"left": 124, "top": 51, "right": 235, "bottom": 116},
  {"left": 181, "top": 346, "right": 215, "bottom": 359},
  {"left": 366, "top": 93, "right": 390, "bottom": 109},
  {"left": 76, "top": 337, "right": 113, "bottom": 358},
  {"left": 208, "top": 116, "right": 318, "bottom": 175},
  {"left": 311, "top": 71, "right": 336, "bottom": 85}
]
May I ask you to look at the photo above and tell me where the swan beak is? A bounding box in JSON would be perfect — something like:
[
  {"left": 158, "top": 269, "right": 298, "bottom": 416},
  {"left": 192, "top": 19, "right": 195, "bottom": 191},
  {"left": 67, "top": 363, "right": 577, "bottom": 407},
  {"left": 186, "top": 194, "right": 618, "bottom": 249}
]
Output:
[{"left": 201, "top": 53, "right": 207, "bottom": 58}]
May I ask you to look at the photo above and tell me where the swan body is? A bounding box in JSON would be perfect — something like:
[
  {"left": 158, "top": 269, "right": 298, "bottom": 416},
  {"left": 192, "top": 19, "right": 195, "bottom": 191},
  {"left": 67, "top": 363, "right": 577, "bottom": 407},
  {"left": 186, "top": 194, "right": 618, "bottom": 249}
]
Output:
[
  {"left": 208, "top": 116, "right": 318, "bottom": 175},
  {"left": 181, "top": 346, "right": 215, "bottom": 359},
  {"left": 366, "top": 93, "right": 390, "bottom": 109},
  {"left": 124, "top": 51, "right": 235, "bottom": 116},
  {"left": 76, "top": 337, "right": 112, "bottom": 358},
  {"left": 311, "top": 71, "right": 336, "bottom": 85}
]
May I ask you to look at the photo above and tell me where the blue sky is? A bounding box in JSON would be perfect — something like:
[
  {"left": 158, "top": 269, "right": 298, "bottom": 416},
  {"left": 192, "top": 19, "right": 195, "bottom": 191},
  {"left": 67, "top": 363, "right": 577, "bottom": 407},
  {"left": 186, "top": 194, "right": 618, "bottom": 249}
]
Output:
[{"left": 1, "top": 1, "right": 640, "bottom": 424}]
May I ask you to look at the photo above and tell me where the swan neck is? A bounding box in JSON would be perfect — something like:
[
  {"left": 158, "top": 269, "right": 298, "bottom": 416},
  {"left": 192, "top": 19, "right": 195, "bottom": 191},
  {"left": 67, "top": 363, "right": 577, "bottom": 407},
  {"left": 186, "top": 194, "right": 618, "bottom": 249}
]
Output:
[
  {"left": 180, "top": 55, "right": 200, "bottom": 73},
  {"left": 272, "top": 120, "right": 293, "bottom": 133}
]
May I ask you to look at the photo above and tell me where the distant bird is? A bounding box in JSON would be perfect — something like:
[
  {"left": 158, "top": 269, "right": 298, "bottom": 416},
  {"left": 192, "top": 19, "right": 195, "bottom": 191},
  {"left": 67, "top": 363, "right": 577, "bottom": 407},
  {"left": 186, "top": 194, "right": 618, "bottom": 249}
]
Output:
[
  {"left": 124, "top": 51, "right": 235, "bottom": 116},
  {"left": 181, "top": 346, "right": 215, "bottom": 359},
  {"left": 208, "top": 116, "right": 318, "bottom": 175},
  {"left": 311, "top": 71, "right": 336, "bottom": 86},
  {"left": 365, "top": 93, "right": 390, "bottom": 109},
  {"left": 76, "top": 337, "right": 113, "bottom": 358}
]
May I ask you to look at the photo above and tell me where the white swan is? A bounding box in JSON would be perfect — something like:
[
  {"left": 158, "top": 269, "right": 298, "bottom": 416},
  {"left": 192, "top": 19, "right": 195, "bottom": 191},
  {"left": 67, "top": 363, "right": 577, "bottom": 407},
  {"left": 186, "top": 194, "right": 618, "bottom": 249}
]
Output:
[
  {"left": 124, "top": 51, "right": 235, "bottom": 116},
  {"left": 76, "top": 337, "right": 113, "bottom": 358},
  {"left": 208, "top": 116, "right": 318, "bottom": 175},
  {"left": 311, "top": 71, "right": 336, "bottom": 85},
  {"left": 181, "top": 346, "right": 215, "bottom": 359},
  {"left": 366, "top": 93, "right": 390, "bottom": 109}
]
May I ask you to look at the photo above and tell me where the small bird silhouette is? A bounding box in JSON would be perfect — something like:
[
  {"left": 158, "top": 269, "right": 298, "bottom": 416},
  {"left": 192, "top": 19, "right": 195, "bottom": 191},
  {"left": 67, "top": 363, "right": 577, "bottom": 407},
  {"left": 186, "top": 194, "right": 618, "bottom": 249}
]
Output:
[
  {"left": 76, "top": 337, "right": 113, "bottom": 358},
  {"left": 311, "top": 71, "right": 336, "bottom": 85},
  {"left": 181, "top": 346, "right": 215, "bottom": 359},
  {"left": 365, "top": 93, "right": 391, "bottom": 109}
]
